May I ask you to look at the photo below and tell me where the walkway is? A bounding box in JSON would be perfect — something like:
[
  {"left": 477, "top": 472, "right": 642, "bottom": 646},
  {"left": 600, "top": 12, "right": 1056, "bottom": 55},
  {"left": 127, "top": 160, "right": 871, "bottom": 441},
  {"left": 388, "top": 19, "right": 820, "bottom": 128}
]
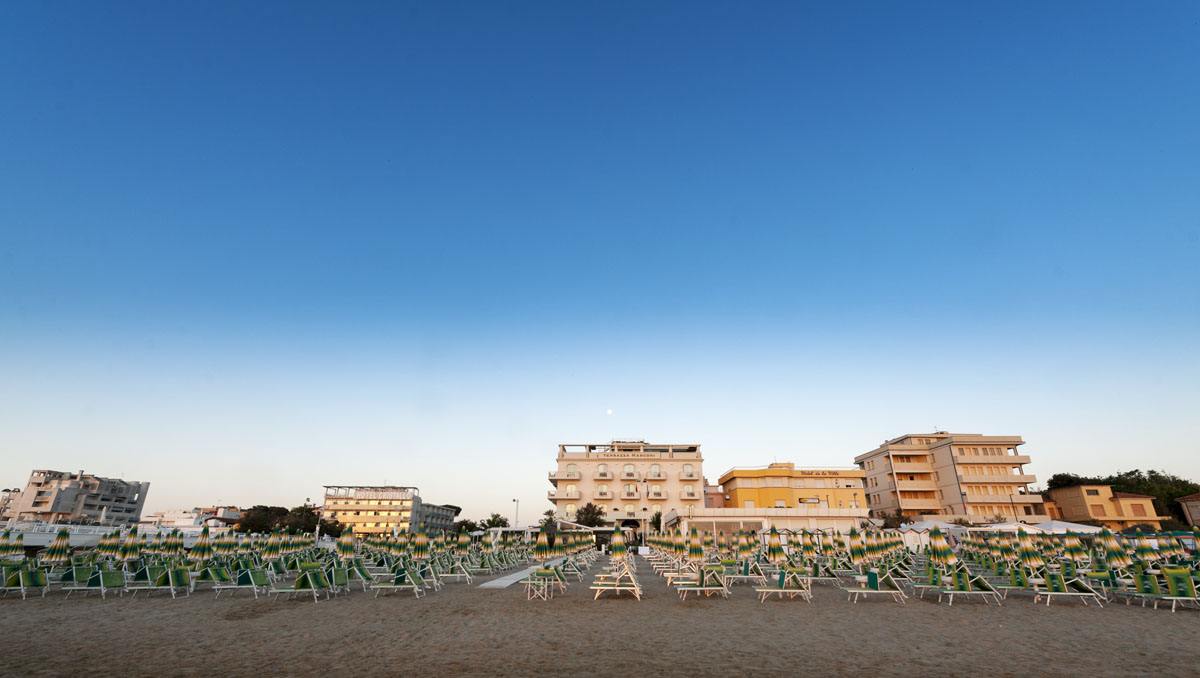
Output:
[{"left": 477, "top": 558, "right": 563, "bottom": 589}]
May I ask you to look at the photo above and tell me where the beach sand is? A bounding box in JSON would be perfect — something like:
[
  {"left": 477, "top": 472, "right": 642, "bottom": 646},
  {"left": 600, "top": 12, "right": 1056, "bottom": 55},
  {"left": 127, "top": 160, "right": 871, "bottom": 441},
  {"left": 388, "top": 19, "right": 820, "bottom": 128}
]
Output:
[{"left": 4, "top": 558, "right": 1199, "bottom": 677}]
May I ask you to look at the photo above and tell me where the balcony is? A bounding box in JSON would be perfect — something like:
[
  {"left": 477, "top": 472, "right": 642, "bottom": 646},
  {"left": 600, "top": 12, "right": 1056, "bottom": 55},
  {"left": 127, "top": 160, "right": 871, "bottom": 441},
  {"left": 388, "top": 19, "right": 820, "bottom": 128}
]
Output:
[
  {"left": 593, "top": 471, "right": 613, "bottom": 480},
  {"left": 964, "top": 493, "right": 1043, "bottom": 504},
  {"left": 548, "top": 471, "right": 581, "bottom": 482},
  {"left": 647, "top": 491, "right": 667, "bottom": 500},
  {"left": 896, "top": 480, "right": 937, "bottom": 491},
  {"left": 680, "top": 493, "right": 701, "bottom": 501},
  {"left": 959, "top": 473, "right": 1036, "bottom": 485},
  {"left": 897, "top": 497, "right": 942, "bottom": 511},
  {"left": 646, "top": 472, "right": 666, "bottom": 481},
  {"left": 621, "top": 490, "right": 640, "bottom": 499},
  {"left": 955, "top": 454, "right": 1031, "bottom": 465},
  {"left": 594, "top": 490, "right": 613, "bottom": 499},
  {"left": 548, "top": 490, "right": 579, "bottom": 500},
  {"left": 680, "top": 473, "right": 699, "bottom": 481},
  {"left": 891, "top": 463, "right": 933, "bottom": 473},
  {"left": 620, "top": 472, "right": 640, "bottom": 481}
]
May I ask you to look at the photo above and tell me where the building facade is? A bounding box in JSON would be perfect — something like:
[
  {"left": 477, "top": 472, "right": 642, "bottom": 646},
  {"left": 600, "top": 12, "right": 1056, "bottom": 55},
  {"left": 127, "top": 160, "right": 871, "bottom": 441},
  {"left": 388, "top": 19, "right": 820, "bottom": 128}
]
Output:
[
  {"left": 1045, "top": 485, "right": 1168, "bottom": 530},
  {"left": 1179, "top": 493, "right": 1200, "bottom": 527},
  {"left": 854, "top": 432, "right": 1043, "bottom": 523},
  {"left": 140, "top": 506, "right": 242, "bottom": 529},
  {"left": 321, "top": 486, "right": 460, "bottom": 535},
  {"left": 717, "top": 463, "right": 866, "bottom": 510},
  {"left": 548, "top": 441, "right": 705, "bottom": 531},
  {"left": 0, "top": 488, "right": 21, "bottom": 522},
  {"left": 6, "top": 470, "right": 149, "bottom": 524}
]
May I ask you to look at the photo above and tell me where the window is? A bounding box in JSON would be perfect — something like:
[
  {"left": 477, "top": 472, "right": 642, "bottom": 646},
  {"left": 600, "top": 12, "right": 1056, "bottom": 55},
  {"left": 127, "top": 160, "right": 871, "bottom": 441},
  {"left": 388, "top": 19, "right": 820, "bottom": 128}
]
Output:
[
  {"left": 1091, "top": 504, "right": 1107, "bottom": 516},
  {"left": 774, "top": 500, "right": 786, "bottom": 508},
  {"left": 623, "top": 464, "right": 635, "bottom": 477},
  {"left": 597, "top": 464, "right": 608, "bottom": 475},
  {"left": 565, "top": 504, "right": 576, "bottom": 515},
  {"left": 623, "top": 504, "right": 634, "bottom": 515},
  {"left": 743, "top": 500, "right": 756, "bottom": 508},
  {"left": 650, "top": 464, "right": 661, "bottom": 477},
  {"left": 1131, "top": 503, "right": 1147, "bottom": 517},
  {"left": 566, "top": 484, "right": 577, "bottom": 495},
  {"left": 683, "top": 464, "right": 694, "bottom": 478},
  {"left": 566, "top": 463, "right": 578, "bottom": 476},
  {"left": 1085, "top": 489, "right": 1100, "bottom": 496}
]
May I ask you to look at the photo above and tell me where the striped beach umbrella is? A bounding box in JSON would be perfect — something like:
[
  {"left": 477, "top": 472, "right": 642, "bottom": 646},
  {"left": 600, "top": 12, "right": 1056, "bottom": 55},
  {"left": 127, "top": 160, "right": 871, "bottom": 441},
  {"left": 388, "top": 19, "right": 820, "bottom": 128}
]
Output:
[
  {"left": 411, "top": 530, "right": 430, "bottom": 560},
  {"left": 702, "top": 531, "right": 714, "bottom": 552},
  {"left": 456, "top": 531, "right": 471, "bottom": 555},
  {"left": 189, "top": 526, "right": 214, "bottom": 565},
  {"left": 927, "top": 527, "right": 958, "bottom": 568},
  {"left": 337, "top": 527, "right": 356, "bottom": 561},
  {"left": 672, "top": 528, "right": 686, "bottom": 558},
  {"left": 716, "top": 530, "right": 728, "bottom": 554},
  {"left": 120, "top": 526, "right": 142, "bottom": 562},
  {"left": 609, "top": 525, "right": 627, "bottom": 561},
  {"left": 1133, "top": 531, "right": 1158, "bottom": 562},
  {"left": 9, "top": 533, "right": 25, "bottom": 559},
  {"left": 1061, "top": 532, "right": 1087, "bottom": 564},
  {"left": 0, "top": 531, "right": 10, "bottom": 559},
  {"left": 766, "top": 527, "right": 785, "bottom": 564},
  {"left": 736, "top": 531, "right": 752, "bottom": 560},
  {"left": 800, "top": 531, "right": 817, "bottom": 560},
  {"left": 41, "top": 528, "right": 72, "bottom": 567},
  {"left": 1016, "top": 529, "right": 1045, "bottom": 571},
  {"left": 534, "top": 528, "right": 550, "bottom": 561},
  {"left": 847, "top": 528, "right": 866, "bottom": 567},
  {"left": 688, "top": 527, "right": 704, "bottom": 563}
]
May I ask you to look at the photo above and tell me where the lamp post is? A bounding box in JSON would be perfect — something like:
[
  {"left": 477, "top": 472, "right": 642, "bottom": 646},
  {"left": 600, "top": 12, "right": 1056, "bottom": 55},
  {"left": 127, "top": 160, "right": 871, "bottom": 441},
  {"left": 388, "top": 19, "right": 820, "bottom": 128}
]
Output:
[{"left": 512, "top": 498, "right": 519, "bottom": 527}]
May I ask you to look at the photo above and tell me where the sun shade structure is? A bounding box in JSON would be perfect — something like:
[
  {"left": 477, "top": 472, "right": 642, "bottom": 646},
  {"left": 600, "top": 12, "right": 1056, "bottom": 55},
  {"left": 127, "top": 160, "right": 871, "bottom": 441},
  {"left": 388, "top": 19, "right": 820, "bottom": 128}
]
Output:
[{"left": 40, "top": 528, "right": 72, "bottom": 567}]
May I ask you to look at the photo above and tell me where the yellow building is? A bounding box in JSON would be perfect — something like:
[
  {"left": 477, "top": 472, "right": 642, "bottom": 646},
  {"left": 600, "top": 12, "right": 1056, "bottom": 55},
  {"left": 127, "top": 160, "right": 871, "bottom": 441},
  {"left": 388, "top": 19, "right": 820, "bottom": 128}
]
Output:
[
  {"left": 1045, "top": 485, "right": 1168, "bottom": 530},
  {"left": 717, "top": 463, "right": 866, "bottom": 510}
]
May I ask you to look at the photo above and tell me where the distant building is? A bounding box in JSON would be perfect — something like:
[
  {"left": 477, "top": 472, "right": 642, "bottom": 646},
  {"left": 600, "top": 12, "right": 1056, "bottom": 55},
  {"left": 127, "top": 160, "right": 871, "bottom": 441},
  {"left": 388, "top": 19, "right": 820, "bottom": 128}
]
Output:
[
  {"left": 7, "top": 470, "right": 149, "bottom": 524},
  {"left": 1179, "top": 493, "right": 1200, "bottom": 527},
  {"left": 661, "top": 463, "right": 871, "bottom": 534},
  {"left": 717, "top": 463, "right": 866, "bottom": 510},
  {"left": 1045, "top": 485, "right": 1169, "bottom": 531},
  {"left": 548, "top": 440, "right": 705, "bottom": 532},
  {"left": 855, "top": 432, "right": 1043, "bottom": 523},
  {"left": 140, "top": 506, "right": 242, "bottom": 529},
  {"left": 0, "top": 488, "right": 21, "bottom": 521},
  {"left": 320, "top": 486, "right": 460, "bottom": 535}
]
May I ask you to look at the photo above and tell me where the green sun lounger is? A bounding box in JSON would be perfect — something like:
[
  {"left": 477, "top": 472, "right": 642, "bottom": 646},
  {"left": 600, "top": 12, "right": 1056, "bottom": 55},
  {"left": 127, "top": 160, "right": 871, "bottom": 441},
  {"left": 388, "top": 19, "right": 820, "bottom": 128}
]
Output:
[
  {"left": 842, "top": 570, "right": 906, "bottom": 604},
  {"left": 1033, "top": 572, "right": 1104, "bottom": 607},
  {"left": 1157, "top": 567, "right": 1200, "bottom": 612},
  {"left": 214, "top": 569, "right": 271, "bottom": 598},
  {"left": 2, "top": 567, "right": 48, "bottom": 599},
  {"left": 372, "top": 569, "right": 425, "bottom": 598},
  {"left": 939, "top": 569, "right": 1002, "bottom": 606},
  {"left": 755, "top": 567, "right": 812, "bottom": 602}
]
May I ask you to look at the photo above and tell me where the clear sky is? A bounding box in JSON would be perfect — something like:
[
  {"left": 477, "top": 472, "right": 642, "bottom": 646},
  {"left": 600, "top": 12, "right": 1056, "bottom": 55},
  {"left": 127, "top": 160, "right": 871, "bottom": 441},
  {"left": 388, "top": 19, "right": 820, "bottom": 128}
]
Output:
[{"left": 1, "top": 3, "right": 1197, "bottom": 521}]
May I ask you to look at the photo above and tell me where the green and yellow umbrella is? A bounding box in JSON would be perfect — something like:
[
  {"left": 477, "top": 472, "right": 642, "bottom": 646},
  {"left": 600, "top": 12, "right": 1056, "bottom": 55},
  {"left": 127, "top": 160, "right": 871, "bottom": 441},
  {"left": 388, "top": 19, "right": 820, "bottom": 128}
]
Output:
[
  {"left": 702, "top": 530, "right": 714, "bottom": 552},
  {"left": 1133, "top": 531, "right": 1157, "bottom": 562},
  {"left": 411, "top": 530, "right": 430, "bottom": 560},
  {"left": 337, "top": 526, "right": 356, "bottom": 560},
  {"left": 41, "top": 528, "right": 72, "bottom": 567},
  {"left": 847, "top": 528, "right": 865, "bottom": 567},
  {"left": 688, "top": 527, "right": 704, "bottom": 563},
  {"left": 766, "top": 527, "right": 785, "bottom": 564},
  {"left": 1061, "top": 532, "right": 1087, "bottom": 563},
  {"left": 119, "top": 526, "right": 142, "bottom": 562},
  {"left": 534, "top": 528, "right": 550, "bottom": 561},
  {"left": 927, "top": 527, "right": 958, "bottom": 568},
  {"left": 736, "top": 531, "right": 752, "bottom": 559},
  {"left": 0, "top": 530, "right": 10, "bottom": 559},
  {"left": 456, "top": 531, "right": 471, "bottom": 555},
  {"left": 610, "top": 525, "right": 627, "bottom": 561},
  {"left": 10, "top": 533, "right": 25, "bottom": 559},
  {"left": 1016, "top": 529, "right": 1045, "bottom": 571},
  {"left": 189, "top": 526, "right": 214, "bottom": 565}
]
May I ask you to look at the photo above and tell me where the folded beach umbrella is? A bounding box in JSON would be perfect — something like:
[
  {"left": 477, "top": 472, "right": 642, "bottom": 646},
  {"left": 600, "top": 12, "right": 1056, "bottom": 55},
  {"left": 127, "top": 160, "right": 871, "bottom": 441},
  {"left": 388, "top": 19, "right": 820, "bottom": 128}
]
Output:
[
  {"left": 800, "top": 531, "right": 816, "bottom": 560},
  {"left": 736, "top": 531, "right": 751, "bottom": 560},
  {"left": 0, "top": 530, "right": 9, "bottom": 559},
  {"left": 702, "top": 530, "right": 714, "bottom": 552},
  {"left": 41, "top": 528, "right": 72, "bottom": 567},
  {"left": 1016, "top": 529, "right": 1045, "bottom": 571},
  {"left": 766, "top": 527, "right": 785, "bottom": 564},
  {"left": 847, "top": 528, "right": 865, "bottom": 567},
  {"left": 189, "top": 526, "right": 214, "bottom": 565},
  {"left": 716, "top": 530, "right": 727, "bottom": 554},
  {"left": 688, "top": 527, "right": 705, "bottom": 563},
  {"left": 119, "top": 526, "right": 142, "bottom": 563},
  {"left": 1061, "top": 532, "right": 1087, "bottom": 563},
  {"left": 1133, "top": 531, "right": 1158, "bottom": 563},
  {"left": 533, "top": 528, "right": 550, "bottom": 561},
  {"left": 10, "top": 533, "right": 25, "bottom": 559},
  {"left": 393, "top": 531, "right": 409, "bottom": 556},
  {"left": 337, "top": 526, "right": 356, "bottom": 561},
  {"left": 456, "top": 531, "right": 471, "bottom": 555},
  {"left": 610, "top": 525, "right": 627, "bottom": 561},
  {"left": 411, "top": 530, "right": 430, "bottom": 560}
]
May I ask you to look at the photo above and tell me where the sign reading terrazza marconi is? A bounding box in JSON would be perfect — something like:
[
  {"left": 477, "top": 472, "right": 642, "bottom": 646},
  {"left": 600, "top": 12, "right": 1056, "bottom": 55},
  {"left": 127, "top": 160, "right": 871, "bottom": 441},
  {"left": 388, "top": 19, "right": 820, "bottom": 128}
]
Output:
[{"left": 593, "top": 451, "right": 691, "bottom": 459}]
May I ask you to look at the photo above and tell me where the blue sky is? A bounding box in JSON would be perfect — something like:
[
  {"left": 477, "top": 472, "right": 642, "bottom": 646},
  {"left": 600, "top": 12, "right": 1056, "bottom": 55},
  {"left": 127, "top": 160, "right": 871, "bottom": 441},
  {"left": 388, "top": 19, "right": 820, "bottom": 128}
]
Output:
[{"left": 1, "top": 3, "right": 1197, "bottom": 519}]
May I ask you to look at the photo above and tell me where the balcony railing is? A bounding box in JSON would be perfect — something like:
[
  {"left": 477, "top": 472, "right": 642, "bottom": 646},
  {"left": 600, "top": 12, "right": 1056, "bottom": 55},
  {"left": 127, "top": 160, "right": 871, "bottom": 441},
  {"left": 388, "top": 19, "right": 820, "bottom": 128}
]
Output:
[
  {"left": 594, "top": 472, "right": 612, "bottom": 480},
  {"left": 620, "top": 472, "right": 640, "bottom": 481},
  {"left": 681, "top": 493, "right": 701, "bottom": 501},
  {"left": 548, "top": 491, "right": 580, "bottom": 500},
  {"left": 648, "top": 491, "right": 666, "bottom": 500},
  {"left": 548, "top": 471, "right": 581, "bottom": 481},
  {"left": 646, "top": 472, "right": 666, "bottom": 480},
  {"left": 594, "top": 491, "right": 612, "bottom": 499},
  {"left": 621, "top": 490, "right": 639, "bottom": 499}
]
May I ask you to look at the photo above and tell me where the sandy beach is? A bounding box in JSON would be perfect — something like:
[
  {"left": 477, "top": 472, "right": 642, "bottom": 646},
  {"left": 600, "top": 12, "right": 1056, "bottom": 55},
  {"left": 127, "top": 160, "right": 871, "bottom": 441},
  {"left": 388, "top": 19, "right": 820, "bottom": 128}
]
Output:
[{"left": 4, "top": 557, "right": 1199, "bottom": 678}]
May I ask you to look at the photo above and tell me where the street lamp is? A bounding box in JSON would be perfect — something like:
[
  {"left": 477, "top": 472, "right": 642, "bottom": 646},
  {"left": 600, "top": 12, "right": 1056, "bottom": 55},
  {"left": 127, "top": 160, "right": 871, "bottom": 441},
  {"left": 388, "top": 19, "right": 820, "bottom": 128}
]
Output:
[{"left": 512, "top": 498, "right": 519, "bottom": 527}]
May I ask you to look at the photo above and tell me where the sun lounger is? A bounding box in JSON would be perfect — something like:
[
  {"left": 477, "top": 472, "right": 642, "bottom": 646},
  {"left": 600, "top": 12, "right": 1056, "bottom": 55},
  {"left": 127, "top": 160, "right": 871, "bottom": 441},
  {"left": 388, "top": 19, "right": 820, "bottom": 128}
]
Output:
[
  {"left": 1156, "top": 567, "right": 1200, "bottom": 612},
  {"left": 126, "top": 565, "right": 173, "bottom": 597},
  {"left": 939, "top": 569, "right": 1002, "bottom": 606},
  {"left": 270, "top": 570, "right": 330, "bottom": 603},
  {"left": 1033, "top": 572, "right": 1104, "bottom": 607},
  {"left": 841, "top": 570, "right": 906, "bottom": 604},
  {"left": 66, "top": 569, "right": 126, "bottom": 599},
  {"left": 677, "top": 566, "right": 729, "bottom": 600},
  {"left": 755, "top": 568, "right": 812, "bottom": 603},
  {"left": 1, "top": 567, "right": 48, "bottom": 599},
  {"left": 372, "top": 569, "right": 425, "bottom": 598},
  {"left": 214, "top": 569, "right": 271, "bottom": 598}
]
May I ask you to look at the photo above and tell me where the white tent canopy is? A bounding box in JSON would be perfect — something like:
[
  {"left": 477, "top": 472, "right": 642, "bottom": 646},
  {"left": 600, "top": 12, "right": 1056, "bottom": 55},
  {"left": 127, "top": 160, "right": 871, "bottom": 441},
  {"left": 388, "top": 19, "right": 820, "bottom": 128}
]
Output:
[
  {"left": 899, "top": 520, "right": 959, "bottom": 533},
  {"left": 969, "top": 522, "right": 1045, "bottom": 533},
  {"left": 1035, "top": 520, "right": 1104, "bottom": 534}
]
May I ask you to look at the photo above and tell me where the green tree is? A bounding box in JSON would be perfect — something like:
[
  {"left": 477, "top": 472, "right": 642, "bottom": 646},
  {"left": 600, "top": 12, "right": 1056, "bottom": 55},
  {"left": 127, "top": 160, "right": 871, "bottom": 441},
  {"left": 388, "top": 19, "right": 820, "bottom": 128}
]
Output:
[
  {"left": 574, "top": 503, "right": 606, "bottom": 527},
  {"left": 279, "top": 505, "right": 321, "bottom": 533},
  {"left": 453, "top": 519, "right": 480, "bottom": 533},
  {"left": 481, "top": 513, "right": 510, "bottom": 529},
  {"left": 319, "top": 518, "right": 344, "bottom": 538},
  {"left": 650, "top": 510, "right": 662, "bottom": 532},
  {"left": 1046, "top": 469, "right": 1199, "bottom": 524},
  {"left": 235, "top": 505, "right": 288, "bottom": 533},
  {"left": 881, "top": 510, "right": 905, "bottom": 529}
]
